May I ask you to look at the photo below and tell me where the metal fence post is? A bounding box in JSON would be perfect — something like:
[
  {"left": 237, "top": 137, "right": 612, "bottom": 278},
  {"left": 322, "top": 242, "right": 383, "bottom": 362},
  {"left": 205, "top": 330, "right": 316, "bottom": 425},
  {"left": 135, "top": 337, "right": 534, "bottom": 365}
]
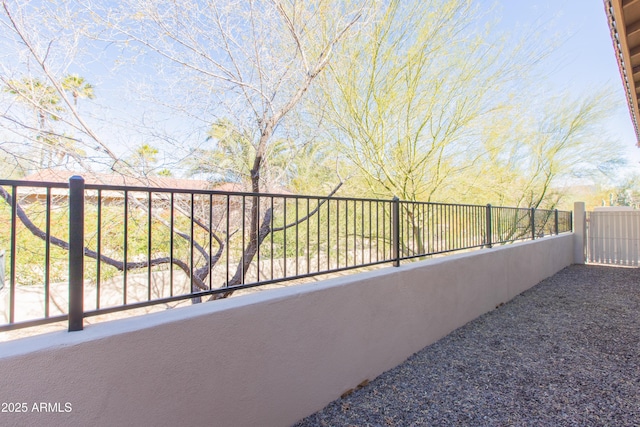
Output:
[
  {"left": 486, "top": 204, "right": 492, "bottom": 248},
  {"left": 570, "top": 211, "right": 573, "bottom": 233},
  {"left": 392, "top": 197, "right": 400, "bottom": 267},
  {"left": 573, "top": 202, "right": 585, "bottom": 264},
  {"left": 554, "top": 209, "right": 559, "bottom": 235},
  {"left": 0, "top": 250, "right": 4, "bottom": 291},
  {"left": 530, "top": 207, "right": 536, "bottom": 240},
  {"left": 69, "top": 176, "right": 85, "bottom": 332}
]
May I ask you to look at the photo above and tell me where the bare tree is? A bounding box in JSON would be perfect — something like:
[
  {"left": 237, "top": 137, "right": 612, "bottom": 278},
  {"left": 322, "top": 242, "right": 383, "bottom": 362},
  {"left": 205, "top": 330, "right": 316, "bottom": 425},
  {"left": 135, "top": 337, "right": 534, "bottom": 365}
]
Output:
[
  {"left": 0, "top": 0, "right": 370, "bottom": 302},
  {"left": 88, "top": 0, "right": 370, "bottom": 290}
]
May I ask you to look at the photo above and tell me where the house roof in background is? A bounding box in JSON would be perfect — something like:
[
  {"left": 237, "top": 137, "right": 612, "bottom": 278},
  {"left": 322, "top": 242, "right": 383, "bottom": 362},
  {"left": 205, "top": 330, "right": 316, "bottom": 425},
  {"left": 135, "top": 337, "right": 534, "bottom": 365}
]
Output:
[
  {"left": 606, "top": 0, "right": 640, "bottom": 146},
  {"left": 23, "top": 170, "right": 214, "bottom": 190}
]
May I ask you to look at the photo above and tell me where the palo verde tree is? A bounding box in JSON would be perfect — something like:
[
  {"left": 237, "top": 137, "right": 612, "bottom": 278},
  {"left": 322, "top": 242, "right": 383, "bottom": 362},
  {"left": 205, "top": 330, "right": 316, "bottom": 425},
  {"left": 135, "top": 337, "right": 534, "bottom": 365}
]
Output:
[
  {"left": 314, "top": 0, "right": 526, "bottom": 253},
  {"left": 318, "top": 0, "right": 625, "bottom": 207},
  {"left": 454, "top": 90, "right": 626, "bottom": 210},
  {"left": 315, "top": 0, "right": 625, "bottom": 252}
]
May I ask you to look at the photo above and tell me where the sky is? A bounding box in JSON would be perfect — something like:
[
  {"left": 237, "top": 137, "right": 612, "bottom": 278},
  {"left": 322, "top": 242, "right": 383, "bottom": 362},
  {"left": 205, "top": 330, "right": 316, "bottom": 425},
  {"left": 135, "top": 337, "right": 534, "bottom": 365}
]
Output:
[
  {"left": 1, "top": 0, "right": 637, "bottom": 181},
  {"left": 494, "top": 0, "right": 640, "bottom": 172}
]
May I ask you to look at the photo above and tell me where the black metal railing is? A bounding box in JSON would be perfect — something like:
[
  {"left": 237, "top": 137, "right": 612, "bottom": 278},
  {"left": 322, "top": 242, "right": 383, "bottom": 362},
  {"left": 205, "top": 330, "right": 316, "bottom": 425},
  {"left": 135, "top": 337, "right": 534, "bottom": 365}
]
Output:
[{"left": 0, "top": 177, "right": 573, "bottom": 332}]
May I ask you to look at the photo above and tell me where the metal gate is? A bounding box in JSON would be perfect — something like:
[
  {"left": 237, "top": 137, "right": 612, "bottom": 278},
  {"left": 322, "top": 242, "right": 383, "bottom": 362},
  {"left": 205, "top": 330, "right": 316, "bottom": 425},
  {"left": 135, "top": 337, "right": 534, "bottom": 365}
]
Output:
[{"left": 586, "top": 208, "right": 640, "bottom": 266}]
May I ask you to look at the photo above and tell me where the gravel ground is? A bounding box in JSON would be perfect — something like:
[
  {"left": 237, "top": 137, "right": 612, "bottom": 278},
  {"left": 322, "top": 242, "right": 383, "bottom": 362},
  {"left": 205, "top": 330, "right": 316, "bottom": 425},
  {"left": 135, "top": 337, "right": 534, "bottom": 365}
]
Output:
[{"left": 294, "top": 264, "right": 640, "bottom": 426}]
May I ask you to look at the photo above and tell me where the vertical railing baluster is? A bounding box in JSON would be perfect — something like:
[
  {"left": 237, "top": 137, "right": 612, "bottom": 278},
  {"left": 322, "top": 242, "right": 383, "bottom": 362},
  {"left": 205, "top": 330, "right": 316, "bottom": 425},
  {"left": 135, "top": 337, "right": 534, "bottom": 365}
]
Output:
[
  {"left": 454, "top": 205, "right": 458, "bottom": 250},
  {"left": 96, "top": 189, "right": 102, "bottom": 309},
  {"left": 401, "top": 202, "right": 405, "bottom": 258},
  {"left": 327, "top": 198, "right": 331, "bottom": 270},
  {"left": 361, "top": 200, "right": 365, "bottom": 264},
  {"left": 486, "top": 204, "right": 492, "bottom": 248},
  {"left": 531, "top": 207, "right": 536, "bottom": 240},
  {"left": 345, "top": 199, "right": 349, "bottom": 267},
  {"left": 445, "top": 204, "right": 450, "bottom": 252},
  {"left": 209, "top": 194, "right": 213, "bottom": 290},
  {"left": 283, "top": 197, "right": 287, "bottom": 277},
  {"left": 147, "top": 192, "right": 152, "bottom": 301},
  {"left": 68, "top": 176, "right": 85, "bottom": 332},
  {"left": 225, "top": 194, "right": 230, "bottom": 286},
  {"left": 295, "top": 198, "right": 299, "bottom": 276},
  {"left": 413, "top": 202, "right": 417, "bottom": 255},
  {"left": 170, "top": 192, "right": 174, "bottom": 297},
  {"left": 190, "top": 193, "right": 195, "bottom": 292},
  {"left": 555, "top": 209, "right": 559, "bottom": 235},
  {"left": 382, "top": 202, "right": 384, "bottom": 261},
  {"left": 257, "top": 195, "right": 261, "bottom": 283},
  {"left": 375, "top": 201, "right": 379, "bottom": 262},
  {"left": 355, "top": 200, "right": 358, "bottom": 265},
  {"left": 570, "top": 211, "right": 574, "bottom": 233},
  {"left": 9, "top": 185, "right": 17, "bottom": 325},
  {"left": 307, "top": 198, "right": 310, "bottom": 275},
  {"left": 241, "top": 195, "right": 246, "bottom": 284},
  {"left": 422, "top": 203, "right": 426, "bottom": 255},
  {"left": 468, "top": 205, "right": 472, "bottom": 247},
  {"left": 369, "top": 200, "right": 372, "bottom": 263},
  {"left": 44, "top": 188, "right": 51, "bottom": 318},
  {"left": 429, "top": 204, "right": 433, "bottom": 254},
  {"left": 393, "top": 197, "right": 400, "bottom": 267},
  {"left": 123, "top": 190, "right": 128, "bottom": 305},
  {"left": 317, "top": 198, "right": 321, "bottom": 272},
  {"left": 270, "top": 196, "right": 274, "bottom": 280},
  {"left": 336, "top": 199, "right": 340, "bottom": 269}
]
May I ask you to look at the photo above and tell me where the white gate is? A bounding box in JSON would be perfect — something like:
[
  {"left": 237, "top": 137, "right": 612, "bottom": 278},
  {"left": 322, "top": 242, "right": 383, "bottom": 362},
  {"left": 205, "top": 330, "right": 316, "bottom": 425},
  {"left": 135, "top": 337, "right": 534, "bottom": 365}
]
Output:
[{"left": 586, "top": 207, "right": 640, "bottom": 266}]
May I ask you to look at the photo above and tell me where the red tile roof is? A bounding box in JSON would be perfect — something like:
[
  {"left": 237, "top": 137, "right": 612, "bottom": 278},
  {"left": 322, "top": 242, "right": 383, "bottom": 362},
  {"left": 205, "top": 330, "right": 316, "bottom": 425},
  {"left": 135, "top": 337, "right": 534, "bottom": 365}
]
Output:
[{"left": 22, "top": 170, "right": 293, "bottom": 194}]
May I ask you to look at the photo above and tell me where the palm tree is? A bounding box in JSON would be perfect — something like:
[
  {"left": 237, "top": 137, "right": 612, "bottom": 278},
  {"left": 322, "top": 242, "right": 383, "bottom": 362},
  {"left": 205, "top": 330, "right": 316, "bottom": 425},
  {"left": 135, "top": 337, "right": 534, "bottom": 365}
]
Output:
[
  {"left": 131, "top": 143, "right": 159, "bottom": 176},
  {"left": 6, "top": 77, "right": 62, "bottom": 129},
  {"left": 188, "top": 119, "right": 291, "bottom": 190},
  {"left": 5, "top": 77, "right": 66, "bottom": 167},
  {"left": 61, "top": 74, "right": 95, "bottom": 108}
]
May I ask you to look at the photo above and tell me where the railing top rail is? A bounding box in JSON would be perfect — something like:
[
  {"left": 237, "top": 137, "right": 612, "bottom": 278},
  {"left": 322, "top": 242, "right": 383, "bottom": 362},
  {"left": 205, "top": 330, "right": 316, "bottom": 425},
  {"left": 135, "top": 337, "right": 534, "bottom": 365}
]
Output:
[
  {"left": 0, "top": 179, "right": 69, "bottom": 189},
  {"left": 490, "top": 204, "right": 535, "bottom": 211},
  {"left": 0, "top": 179, "right": 393, "bottom": 203},
  {"left": 0, "top": 178, "right": 573, "bottom": 215},
  {"left": 398, "top": 200, "right": 488, "bottom": 209}
]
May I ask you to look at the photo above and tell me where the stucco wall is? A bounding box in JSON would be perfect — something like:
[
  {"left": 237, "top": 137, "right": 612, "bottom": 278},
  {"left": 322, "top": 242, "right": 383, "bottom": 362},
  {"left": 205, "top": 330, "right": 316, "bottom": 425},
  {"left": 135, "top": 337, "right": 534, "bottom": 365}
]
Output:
[{"left": 0, "top": 234, "right": 573, "bottom": 427}]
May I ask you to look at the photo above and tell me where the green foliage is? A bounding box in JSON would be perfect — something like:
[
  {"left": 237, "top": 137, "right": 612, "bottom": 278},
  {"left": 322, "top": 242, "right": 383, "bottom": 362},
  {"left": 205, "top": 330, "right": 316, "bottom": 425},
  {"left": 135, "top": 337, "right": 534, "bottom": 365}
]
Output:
[
  {"left": 317, "top": 0, "right": 625, "bottom": 208},
  {"left": 3, "top": 74, "right": 96, "bottom": 169},
  {"left": 61, "top": 74, "right": 95, "bottom": 107},
  {"left": 0, "top": 198, "right": 70, "bottom": 286}
]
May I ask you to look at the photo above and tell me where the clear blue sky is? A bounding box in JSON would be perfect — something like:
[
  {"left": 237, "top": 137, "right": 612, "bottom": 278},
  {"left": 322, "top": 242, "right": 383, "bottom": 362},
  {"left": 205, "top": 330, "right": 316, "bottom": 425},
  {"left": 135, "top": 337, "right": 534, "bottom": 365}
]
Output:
[{"left": 493, "top": 0, "right": 640, "bottom": 170}]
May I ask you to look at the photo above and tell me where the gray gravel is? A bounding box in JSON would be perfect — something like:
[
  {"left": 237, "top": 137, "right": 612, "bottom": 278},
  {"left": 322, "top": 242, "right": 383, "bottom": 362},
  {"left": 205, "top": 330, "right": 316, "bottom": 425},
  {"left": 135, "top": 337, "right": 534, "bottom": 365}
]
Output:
[{"left": 293, "top": 264, "right": 640, "bottom": 426}]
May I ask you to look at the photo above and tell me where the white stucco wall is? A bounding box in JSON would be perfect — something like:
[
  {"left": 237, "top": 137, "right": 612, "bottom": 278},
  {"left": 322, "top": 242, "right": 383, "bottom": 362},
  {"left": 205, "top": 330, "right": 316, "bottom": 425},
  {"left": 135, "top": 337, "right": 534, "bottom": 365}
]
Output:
[{"left": 0, "top": 234, "right": 573, "bottom": 427}]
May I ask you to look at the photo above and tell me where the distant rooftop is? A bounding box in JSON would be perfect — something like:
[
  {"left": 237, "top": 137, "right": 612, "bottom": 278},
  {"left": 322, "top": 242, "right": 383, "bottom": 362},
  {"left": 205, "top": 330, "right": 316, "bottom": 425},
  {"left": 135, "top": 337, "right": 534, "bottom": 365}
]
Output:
[{"left": 22, "top": 169, "right": 293, "bottom": 195}]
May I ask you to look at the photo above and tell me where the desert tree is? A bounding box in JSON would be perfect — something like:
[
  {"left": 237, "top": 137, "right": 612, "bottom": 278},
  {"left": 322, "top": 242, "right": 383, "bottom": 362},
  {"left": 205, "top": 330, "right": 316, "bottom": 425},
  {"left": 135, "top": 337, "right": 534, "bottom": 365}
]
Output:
[
  {"left": 0, "top": 0, "right": 371, "bottom": 303},
  {"left": 454, "top": 89, "right": 626, "bottom": 210},
  {"left": 315, "top": 0, "right": 537, "bottom": 203},
  {"left": 314, "top": 0, "right": 532, "bottom": 253},
  {"left": 315, "top": 0, "right": 624, "bottom": 252},
  {"left": 86, "top": 0, "right": 371, "bottom": 289},
  {"left": 61, "top": 74, "right": 95, "bottom": 108}
]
